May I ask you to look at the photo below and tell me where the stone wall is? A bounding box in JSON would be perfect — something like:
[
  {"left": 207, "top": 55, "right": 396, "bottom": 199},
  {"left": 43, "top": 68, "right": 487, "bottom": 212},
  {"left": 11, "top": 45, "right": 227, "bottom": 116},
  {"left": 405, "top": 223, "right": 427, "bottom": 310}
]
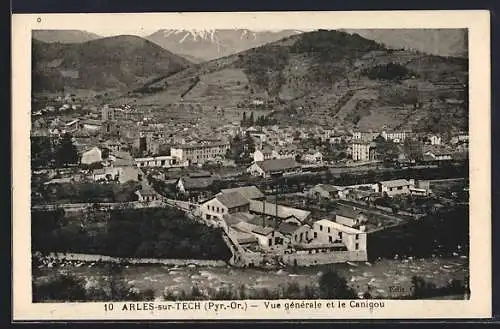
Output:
[{"left": 281, "top": 250, "right": 368, "bottom": 266}]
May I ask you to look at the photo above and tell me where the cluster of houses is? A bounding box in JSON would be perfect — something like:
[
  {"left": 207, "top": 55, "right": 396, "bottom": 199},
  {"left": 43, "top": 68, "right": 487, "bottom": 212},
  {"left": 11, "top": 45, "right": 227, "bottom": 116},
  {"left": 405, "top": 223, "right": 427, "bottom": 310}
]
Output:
[{"left": 194, "top": 185, "right": 369, "bottom": 265}]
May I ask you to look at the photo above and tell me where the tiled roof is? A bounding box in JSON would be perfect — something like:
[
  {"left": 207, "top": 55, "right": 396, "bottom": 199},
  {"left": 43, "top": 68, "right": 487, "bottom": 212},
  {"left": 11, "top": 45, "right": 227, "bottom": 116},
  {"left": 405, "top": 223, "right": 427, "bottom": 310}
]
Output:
[
  {"left": 216, "top": 192, "right": 250, "bottom": 209},
  {"left": 251, "top": 226, "right": 275, "bottom": 236},
  {"left": 277, "top": 222, "right": 300, "bottom": 235},
  {"left": 379, "top": 179, "right": 411, "bottom": 188},
  {"left": 220, "top": 186, "right": 265, "bottom": 201},
  {"left": 249, "top": 200, "right": 311, "bottom": 222},
  {"left": 255, "top": 158, "right": 300, "bottom": 172},
  {"left": 179, "top": 176, "right": 215, "bottom": 190}
]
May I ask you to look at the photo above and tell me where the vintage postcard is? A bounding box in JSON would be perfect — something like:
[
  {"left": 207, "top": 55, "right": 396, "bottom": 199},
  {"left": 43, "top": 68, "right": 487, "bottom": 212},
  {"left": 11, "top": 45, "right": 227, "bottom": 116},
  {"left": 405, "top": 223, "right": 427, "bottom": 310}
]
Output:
[{"left": 12, "top": 11, "right": 491, "bottom": 321}]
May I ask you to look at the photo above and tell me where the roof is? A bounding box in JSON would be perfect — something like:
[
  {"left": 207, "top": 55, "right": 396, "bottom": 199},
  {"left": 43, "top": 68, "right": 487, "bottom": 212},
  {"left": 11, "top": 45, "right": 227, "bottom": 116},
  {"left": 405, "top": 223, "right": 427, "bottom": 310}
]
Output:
[
  {"left": 223, "top": 212, "right": 256, "bottom": 226},
  {"left": 313, "top": 219, "right": 364, "bottom": 234},
  {"left": 179, "top": 176, "right": 215, "bottom": 190},
  {"left": 189, "top": 171, "right": 212, "bottom": 178},
  {"left": 277, "top": 222, "right": 301, "bottom": 235},
  {"left": 315, "top": 184, "right": 339, "bottom": 193},
  {"left": 249, "top": 200, "right": 311, "bottom": 222},
  {"left": 215, "top": 192, "right": 250, "bottom": 209},
  {"left": 254, "top": 158, "right": 300, "bottom": 172},
  {"left": 172, "top": 142, "right": 229, "bottom": 150},
  {"left": 236, "top": 233, "right": 259, "bottom": 244},
  {"left": 220, "top": 186, "right": 265, "bottom": 201},
  {"left": 81, "top": 119, "right": 102, "bottom": 126},
  {"left": 251, "top": 226, "right": 275, "bottom": 236},
  {"left": 335, "top": 206, "right": 365, "bottom": 220},
  {"left": 379, "top": 179, "right": 411, "bottom": 188},
  {"left": 259, "top": 145, "right": 274, "bottom": 154},
  {"left": 140, "top": 186, "right": 157, "bottom": 196},
  {"left": 231, "top": 221, "right": 258, "bottom": 234}
]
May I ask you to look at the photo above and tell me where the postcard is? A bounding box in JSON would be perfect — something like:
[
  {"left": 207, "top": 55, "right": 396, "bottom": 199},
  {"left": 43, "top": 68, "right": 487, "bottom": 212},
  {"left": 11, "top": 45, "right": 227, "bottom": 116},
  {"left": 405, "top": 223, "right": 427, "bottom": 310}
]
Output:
[{"left": 12, "top": 10, "right": 491, "bottom": 321}]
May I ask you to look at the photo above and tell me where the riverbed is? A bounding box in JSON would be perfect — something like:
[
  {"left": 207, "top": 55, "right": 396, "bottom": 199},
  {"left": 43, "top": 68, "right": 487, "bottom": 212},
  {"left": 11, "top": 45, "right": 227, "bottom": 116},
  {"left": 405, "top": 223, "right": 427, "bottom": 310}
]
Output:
[{"left": 34, "top": 256, "right": 468, "bottom": 300}]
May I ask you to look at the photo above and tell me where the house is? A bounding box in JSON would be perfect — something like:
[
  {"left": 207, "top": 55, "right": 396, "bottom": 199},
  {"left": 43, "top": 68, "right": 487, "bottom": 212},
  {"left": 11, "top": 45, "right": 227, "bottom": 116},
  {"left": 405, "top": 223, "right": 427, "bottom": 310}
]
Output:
[
  {"left": 351, "top": 141, "right": 375, "bottom": 161},
  {"left": 80, "top": 147, "right": 103, "bottom": 165},
  {"left": 135, "top": 155, "right": 187, "bottom": 168},
  {"left": 335, "top": 207, "right": 369, "bottom": 228},
  {"left": 251, "top": 226, "right": 286, "bottom": 249},
  {"left": 429, "top": 135, "right": 442, "bottom": 145},
  {"left": 425, "top": 149, "right": 453, "bottom": 161},
  {"left": 309, "top": 184, "right": 342, "bottom": 199},
  {"left": 81, "top": 119, "right": 103, "bottom": 132},
  {"left": 377, "top": 179, "right": 414, "bottom": 197},
  {"left": 290, "top": 224, "right": 313, "bottom": 245},
  {"left": 311, "top": 219, "right": 367, "bottom": 252},
  {"left": 117, "top": 166, "right": 141, "bottom": 184},
  {"left": 272, "top": 145, "right": 297, "bottom": 160},
  {"left": 302, "top": 150, "right": 323, "bottom": 164},
  {"left": 247, "top": 158, "right": 301, "bottom": 178},
  {"left": 253, "top": 146, "right": 274, "bottom": 162},
  {"left": 176, "top": 174, "right": 216, "bottom": 194},
  {"left": 200, "top": 191, "right": 251, "bottom": 222},
  {"left": 170, "top": 141, "right": 230, "bottom": 165},
  {"left": 249, "top": 200, "right": 311, "bottom": 225},
  {"left": 92, "top": 167, "right": 120, "bottom": 181},
  {"left": 135, "top": 186, "right": 159, "bottom": 202},
  {"left": 381, "top": 131, "right": 409, "bottom": 143},
  {"left": 220, "top": 186, "right": 266, "bottom": 201}
]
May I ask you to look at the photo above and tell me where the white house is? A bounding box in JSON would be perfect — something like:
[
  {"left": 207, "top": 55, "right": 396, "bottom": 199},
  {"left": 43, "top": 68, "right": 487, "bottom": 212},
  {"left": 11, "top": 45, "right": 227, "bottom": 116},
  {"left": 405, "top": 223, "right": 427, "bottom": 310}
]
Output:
[
  {"left": 311, "top": 219, "right": 367, "bottom": 252},
  {"left": 81, "top": 147, "right": 103, "bottom": 165},
  {"left": 247, "top": 158, "right": 301, "bottom": 178},
  {"left": 377, "top": 179, "right": 414, "bottom": 197},
  {"left": 429, "top": 135, "right": 442, "bottom": 146},
  {"left": 200, "top": 191, "right": 251, "bottom": 222},
  {"left": 253, "top": 146, "right": 274, "bottom": 162},
  {"left": 302, "top": 150, "right": 323, "bottom": 164}
]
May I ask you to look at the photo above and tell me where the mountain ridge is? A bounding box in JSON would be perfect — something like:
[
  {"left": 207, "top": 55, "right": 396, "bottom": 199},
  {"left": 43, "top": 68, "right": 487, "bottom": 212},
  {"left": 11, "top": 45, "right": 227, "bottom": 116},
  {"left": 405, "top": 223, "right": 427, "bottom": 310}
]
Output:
[{"left": 32, "top": 35, "right": 192, "bottom": 92}]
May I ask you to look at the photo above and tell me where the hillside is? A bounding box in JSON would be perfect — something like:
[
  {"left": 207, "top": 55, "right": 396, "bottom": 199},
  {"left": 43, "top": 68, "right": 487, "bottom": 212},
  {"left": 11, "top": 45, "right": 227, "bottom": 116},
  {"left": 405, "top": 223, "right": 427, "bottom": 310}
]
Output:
[
  {"left": 33, "top": 30, "right": 102, "bottom": 43},
  {"left": 342, "top": 29, "right": 468, "bottom": 58},
  {"left": 32, "top": 35, "right": 192, "bottom": 92},
  {"left": 126, "top": 29, "right": 468, "bottom": 133},
  {"left": 146, "top": 29, "right": 302, "bottom": 62}
]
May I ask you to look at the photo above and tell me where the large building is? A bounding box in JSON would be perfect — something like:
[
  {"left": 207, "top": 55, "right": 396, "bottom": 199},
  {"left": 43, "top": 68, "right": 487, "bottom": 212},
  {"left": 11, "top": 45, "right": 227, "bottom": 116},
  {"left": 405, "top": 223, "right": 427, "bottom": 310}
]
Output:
[
  {"left": 101, "top": 105, "right": 115, "bottom": 122},
  {"left": 352, "top": 141, "right": 375, "bottom": 161},
  {"left": 170, "top": 141, "right": 230, "bottom": 165}
]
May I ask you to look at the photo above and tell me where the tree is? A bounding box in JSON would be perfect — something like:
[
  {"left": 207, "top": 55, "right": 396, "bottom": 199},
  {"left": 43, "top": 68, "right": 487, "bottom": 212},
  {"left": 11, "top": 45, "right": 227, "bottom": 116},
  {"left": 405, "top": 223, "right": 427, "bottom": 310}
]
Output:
[
  {"left": 318, "top": 271, "right": 356, "bottom": 299},
  {"left": 241, "top": 112, "right": 247, "bottom": 127},
  {"left": 403, "top": 138, "right": 423, "bottom": 161},
  {"left": 374, "top": 135, "right": 399, "bottom": 162},
  {"left": 55, "top": 133, "right": 79, "bottom": 167},
  {"left": 249, "top": 112, "right": 255, "bottom": 126}
]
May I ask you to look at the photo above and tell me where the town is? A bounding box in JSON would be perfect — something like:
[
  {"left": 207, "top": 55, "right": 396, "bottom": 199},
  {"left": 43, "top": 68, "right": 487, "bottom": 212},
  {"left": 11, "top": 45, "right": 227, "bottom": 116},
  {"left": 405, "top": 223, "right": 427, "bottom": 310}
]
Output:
[
  {"left": 29, "top": 28, "right": 470, "bottom": 302},
  {"left": 31, "top": 100, "right": 469, "bottom": 269}
]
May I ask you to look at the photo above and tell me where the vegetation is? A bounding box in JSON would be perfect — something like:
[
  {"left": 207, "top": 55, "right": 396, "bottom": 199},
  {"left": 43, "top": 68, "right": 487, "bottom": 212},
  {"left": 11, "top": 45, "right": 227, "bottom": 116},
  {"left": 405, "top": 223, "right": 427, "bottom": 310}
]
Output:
[
  {"left": 226, "top": 132, "right": 255, "bottom": 164},
  {"left": 31, "top": 133, "right": 79, "bottom": 168},
  {"left": 362, "top": 63, "right": 416, "bottom": 81},
  {"left": 409, "top": 276, "right": 468, "bottom": 299},
  {"left": 31, "top": 207, "right": 232, "bottom": 261},
  {"left": 32, "top": 267, "right": 155, "bottom": 302},
  {"left": 36, "top": 181, "right": 140, "bottom": 204}
]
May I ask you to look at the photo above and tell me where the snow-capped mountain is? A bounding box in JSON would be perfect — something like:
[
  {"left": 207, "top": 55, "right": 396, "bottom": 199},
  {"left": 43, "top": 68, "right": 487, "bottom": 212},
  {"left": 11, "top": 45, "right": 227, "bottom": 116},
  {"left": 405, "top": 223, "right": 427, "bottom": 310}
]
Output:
[{"left": 146, "top": 29, "right": 303, "bottom": 63}]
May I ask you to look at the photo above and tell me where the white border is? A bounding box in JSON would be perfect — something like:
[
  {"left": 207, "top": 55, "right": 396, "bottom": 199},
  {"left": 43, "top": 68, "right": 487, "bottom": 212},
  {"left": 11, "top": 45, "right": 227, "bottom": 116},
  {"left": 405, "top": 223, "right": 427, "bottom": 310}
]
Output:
[{"left": 12, "top": 10, "right": 491, "bottom": 320}]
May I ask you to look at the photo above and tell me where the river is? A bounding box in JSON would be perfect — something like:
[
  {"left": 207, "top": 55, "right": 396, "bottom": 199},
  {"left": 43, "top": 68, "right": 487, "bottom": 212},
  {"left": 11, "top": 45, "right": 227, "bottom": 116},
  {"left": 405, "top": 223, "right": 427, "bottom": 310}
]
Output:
[{"left": 34, "top": 256, "right": 468, "bottom": 300}]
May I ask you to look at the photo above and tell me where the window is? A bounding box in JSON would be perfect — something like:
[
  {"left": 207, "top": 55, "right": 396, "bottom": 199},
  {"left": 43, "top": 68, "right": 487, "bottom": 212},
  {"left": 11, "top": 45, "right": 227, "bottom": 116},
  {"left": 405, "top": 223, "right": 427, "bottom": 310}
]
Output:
[
  {"left": 216, "top": 207, "right": 220, "bottom": 213},
  {"left": 398, "top": 186, "right": 403, "bottom": 190},
  {"left": 339, "top": 232, "right": 342, "bottom": 239},
  {"left": 328, "top": 227, "right": 331, "bottom": 233},
  {"left": 355, "top": 243, "right": 359, "bottom": 250},
  {"left": 329, "top": 236, "right": 332, "bottom": 243},
  {"left": 319, "top": 225, "right": 323, "bottom": 231},
  {"left": 314, "top": 232, "right": 317, "bottom": 238},
  {"left": 356, "top": 234, "right": 359, "bottom": 240}
]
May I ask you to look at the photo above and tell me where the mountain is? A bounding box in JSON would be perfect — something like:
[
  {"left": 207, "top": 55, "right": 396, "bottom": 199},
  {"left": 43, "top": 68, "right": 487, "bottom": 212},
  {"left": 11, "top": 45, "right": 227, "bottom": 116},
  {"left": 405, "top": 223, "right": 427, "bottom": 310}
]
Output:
[
  {"left": 32, "top": 35, "right": 192, "bottom": 92},
  {"left": 32, "top": 30, "right": 102, "bottom": 43},
  {"left": 127, "top": 29, "right": 468, "bottom": 133},
  {"left": 146, "top": 29, "right": 303, "bottom": 63},
  {"left": 341, "top": 29, "right": 468, "bottom": 58}
]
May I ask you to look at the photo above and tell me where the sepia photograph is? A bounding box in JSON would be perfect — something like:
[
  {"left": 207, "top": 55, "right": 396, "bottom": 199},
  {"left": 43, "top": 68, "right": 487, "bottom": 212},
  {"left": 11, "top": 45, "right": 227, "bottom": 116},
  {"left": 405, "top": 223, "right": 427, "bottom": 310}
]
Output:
[{"left": 12, "top": 11, "right": 491, "bottom": 320}]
